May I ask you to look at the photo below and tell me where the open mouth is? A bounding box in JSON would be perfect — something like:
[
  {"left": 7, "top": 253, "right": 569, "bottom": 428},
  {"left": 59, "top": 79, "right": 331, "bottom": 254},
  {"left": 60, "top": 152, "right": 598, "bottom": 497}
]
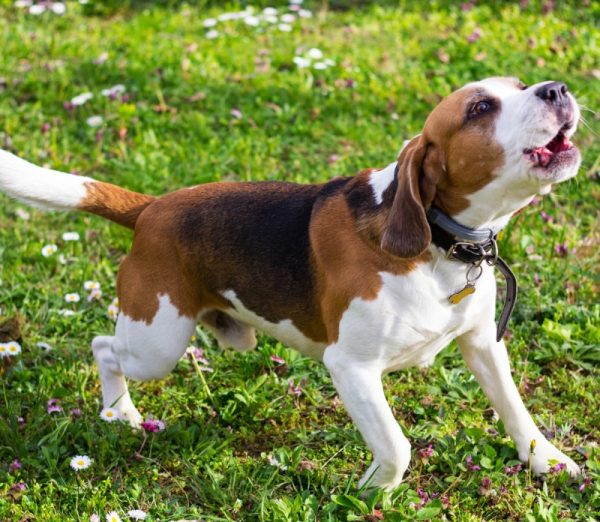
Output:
[{"left": 524, "top": 126, "right": 575, "bottom": 169}]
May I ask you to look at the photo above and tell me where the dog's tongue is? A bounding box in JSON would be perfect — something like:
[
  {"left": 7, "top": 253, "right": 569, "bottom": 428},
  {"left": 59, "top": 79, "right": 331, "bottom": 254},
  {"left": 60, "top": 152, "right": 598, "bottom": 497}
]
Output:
[{"left": 528, "top": 147, "right": 553, "bottom": 167}]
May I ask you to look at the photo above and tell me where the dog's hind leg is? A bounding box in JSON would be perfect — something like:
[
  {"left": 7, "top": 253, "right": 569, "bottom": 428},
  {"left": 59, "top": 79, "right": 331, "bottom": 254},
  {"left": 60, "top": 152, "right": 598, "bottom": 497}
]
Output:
[{"left": 92, "top": 335, "right": 143, "bottom": 427}]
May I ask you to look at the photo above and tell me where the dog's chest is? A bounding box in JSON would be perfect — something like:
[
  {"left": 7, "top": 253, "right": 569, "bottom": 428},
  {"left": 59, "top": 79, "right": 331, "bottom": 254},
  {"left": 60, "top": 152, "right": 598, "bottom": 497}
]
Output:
[{"left": 336, "top": 255, "right": 495, "bottom": 371}]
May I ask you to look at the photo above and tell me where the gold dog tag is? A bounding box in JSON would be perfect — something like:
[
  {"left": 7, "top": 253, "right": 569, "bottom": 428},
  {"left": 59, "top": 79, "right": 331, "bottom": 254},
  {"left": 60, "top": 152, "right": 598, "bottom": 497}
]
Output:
[{"left": 449, "top": 284, "right": 476, "bottom": 304}]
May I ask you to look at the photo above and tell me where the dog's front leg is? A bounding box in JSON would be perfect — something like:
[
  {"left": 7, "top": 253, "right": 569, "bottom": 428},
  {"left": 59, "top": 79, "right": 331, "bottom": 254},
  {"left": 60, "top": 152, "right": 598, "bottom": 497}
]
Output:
[
  {"left": 324, "top": 345, "right": 411, "bottom": 491},
  {"left": 458, "top": 326, "right": 580, "bottom": 476}
]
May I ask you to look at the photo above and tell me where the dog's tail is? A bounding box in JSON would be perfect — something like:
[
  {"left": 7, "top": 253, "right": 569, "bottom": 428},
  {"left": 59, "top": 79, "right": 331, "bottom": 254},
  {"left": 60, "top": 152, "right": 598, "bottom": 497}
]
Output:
[{"left": 0, "top": 150, "right": 155, "bottom": 229}]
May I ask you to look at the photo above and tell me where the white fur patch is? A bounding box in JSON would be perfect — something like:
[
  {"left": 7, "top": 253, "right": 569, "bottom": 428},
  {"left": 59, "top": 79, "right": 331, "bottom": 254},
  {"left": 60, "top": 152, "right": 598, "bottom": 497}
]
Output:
[
  {"left": 332, "top": 246, "right": 495, "bottom": 372},
  {"left": 0, "top": 150, "right": 92, "bottom": 210},
  {"left": 221, "top": 290, "right": 326, "bottom": 359},
  {"left": 368, "top": 162, "right": 396, "bottom": 205},
  {"left": 114, "top": 294, "right": 196, "bottom": 380}
]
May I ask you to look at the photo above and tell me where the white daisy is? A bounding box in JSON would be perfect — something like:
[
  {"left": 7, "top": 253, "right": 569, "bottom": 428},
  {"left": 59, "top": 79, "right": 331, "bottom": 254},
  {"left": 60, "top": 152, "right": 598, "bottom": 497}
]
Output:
[
  {"left": 278, "top": 23, "right": 292, "bottom": 32},
  {"left": 106, "top": 511, "right": 122, "bottom": 522},
  {"left": 86, "top": 115, "right": 103, "bottom": 127},
  {"left": 58, "top": 309, "right": 76, "bottom": 316},
  {"left": 263, "top": 7, "right": 278, "bottom": 16},
  {"left": 293, "top": 56, "right": 311, "bottom": 68},
  {"left": 267, "top": 454, "right": 288, "bottom": 470},
  {"left": 107, "top": 297, "right": 120, "bottom": 321},
  {"left": 244, "top": 15, "right": 260, "bottom": 26},
  {"left": 70, "top": 455, "right": 92, "bottom": 470},
  {"left": 89, "top": 515, "right": 100, "bottom": 522},
  {"left": 202, "top": 18, "right": 217, "bottom": 28},
  {"left": 281, "top": 13, "right": 296, "bottom": 23},
  {"left": 84, "top": 281, "right": 101, "bottom": 291},
  {"left": 127, "top": 510, "right": 147, "bottom": 520},
  {"left": 0, "top": 344, "right": 8, "bottom": 358},
  {"left": 6, "top": 342, "right": 21, "bottom": 356},
  {"left": 29, "top": 4, "right": 46, "bottom": 15},
  {"left": 87, "top": 288, "right": 103, "bottom": 301},
  {"left": 65, "top": 293, "right": 80, "bottom": 303},
  {"left": 101, "top": 84, "right": 126, "bottom": 97},
  {"left": 62, "top": 231, "right": 80, "bottom": 241},
  {"left": 313, "top": 61, "right": 327, "bottom": 70},
  {"left": 307, "top": 48, "right": 323, "bottom": 60},
  {"left": 217, "top": 12, "right": 236, "bottom": 21},
  {"left": 41, "top": 244, "right": 58, "bottom": 257},
  {"left": 264, "top": 15, "right": 278, "bottom": 24},
  {"left": 71, "top": 92, "right": 93, "bottom": 106},
  {"left": 206, "top": 29, "right": 219, "bottom": 39},
  {"left": 51, "top": 2, "right": 66, "bottom": 15},
  {"left": 100, "top": 407, "right": 120, "bottom": 422},
  {"left": 37, "top": 342, "right": 53, "bottom": 352},
  {"left": 298, "top": 9, "right": 312, "bottom": 18}
]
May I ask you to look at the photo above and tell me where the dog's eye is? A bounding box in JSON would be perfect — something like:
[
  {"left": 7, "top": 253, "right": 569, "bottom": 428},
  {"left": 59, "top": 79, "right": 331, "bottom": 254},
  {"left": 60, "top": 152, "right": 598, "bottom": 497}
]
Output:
[{"left": 471, "top": 100, "right": 492, "bottom": 115}]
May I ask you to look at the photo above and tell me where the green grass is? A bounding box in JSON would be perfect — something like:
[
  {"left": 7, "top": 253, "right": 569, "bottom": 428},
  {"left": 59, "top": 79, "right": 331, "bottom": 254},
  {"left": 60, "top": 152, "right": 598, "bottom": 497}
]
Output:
[{"left": 0, "top": 0, "right": 598, "bottom": 520}]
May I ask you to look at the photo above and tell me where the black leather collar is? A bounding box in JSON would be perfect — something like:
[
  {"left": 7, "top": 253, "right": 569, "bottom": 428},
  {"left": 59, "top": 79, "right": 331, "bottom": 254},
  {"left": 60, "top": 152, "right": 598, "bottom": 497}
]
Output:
[{"left": 427, "top": 207, "right": 517, "bottom": 342}]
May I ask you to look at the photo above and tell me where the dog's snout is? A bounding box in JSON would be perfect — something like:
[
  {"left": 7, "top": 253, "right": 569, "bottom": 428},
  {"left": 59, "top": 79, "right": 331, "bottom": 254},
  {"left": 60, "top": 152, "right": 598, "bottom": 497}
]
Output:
[{"left": 535, "top": 82, "right": 569, "bottom": 106}]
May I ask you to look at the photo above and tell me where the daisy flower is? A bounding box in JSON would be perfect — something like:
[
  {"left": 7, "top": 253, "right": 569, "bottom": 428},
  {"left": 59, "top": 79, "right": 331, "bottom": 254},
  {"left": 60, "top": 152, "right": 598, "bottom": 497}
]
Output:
[
  {"left": 140, "top": 417, "right": 166, "bottom": 433},
  {"left": 244, "top": 15, "right": 260, "bottom": 26},
  {"left": 281, "top": 13, "right": 296, "bottom": 23},
  {"left": 62, "top": 231, "right": 80, "bottom": 241},
  {"left": 51, "top": 2, "right": 66, "bottom": 15},
  {"left": 6, "top": 341, "right": 21, "bottom": 356},
  {"left": 100, "top": 407, "right": 120, "bottom": 422},
  {"left": 90, "top": 515, "right": 101, "bottom": 522},
  {"left": 205, "top": 29, "right": 219, "bottom": 39},
  {"left": 263, "top": 7, "right": 278, "bottom": 15},
  {"left": 65, "top": 293, "right": 81, "bottom": 303},
  {"left": 106, "top": 512, "right": 122, "bottom": 522},
  {"left": 298, "top": 9, "right": 312, "bottom": 18},
  {"left": 58, "top": 309, "right": 76, "bottom": 316},
  {"left": 127, "top": 510, "right": 147, "bottom": 520},
  {"left": 70, "top": 455, "right": 92, "bottom": 470},
  {"left": 71, "top": 92, "right": 93, "bottom": 106},
  {"left": 37, "top": 342, "right": 53, "bottom": 351},
  {"left": 0, "top": 344, "right": 8, "bottom": 357},
  {"left": 101, "top": 84, "right": 126, "bottom": 97},
  {"left": 86, "top": 116, "right": 103, "bottom": 128},
  {"left": 202, "top": 18, "right": 217, "bottom": 27},
  {"left": 41, "top": 244, "right": 58, "bottom": 257},
  {"left": 278, "top": 23, "right": 292, "bottom": 32},
  {"left": 307, "top": 48, "right": 323, "bottom": 60},
  {"left": 293, "top": 56, "right": 310, "bottom": 68},
  {"left": 84, "top": 281, "right": 101, "bottom": 290},
  {"left": 87, "top": 288, "right": 103, "bottom": 301},
  {"left": 313, "top": 61, "right": 327, "bottom": 70},
  {"left": 29, "top": 4, "right": 46, "bottom": 15},
  {"left": 107, "top": 297, "right": 120, "bottom": 321}
]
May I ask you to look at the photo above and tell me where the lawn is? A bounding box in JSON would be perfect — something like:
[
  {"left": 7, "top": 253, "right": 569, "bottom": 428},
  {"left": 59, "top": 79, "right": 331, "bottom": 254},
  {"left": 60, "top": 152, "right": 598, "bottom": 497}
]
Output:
[{"left": 0, "top": 0, "right": 598, "bottom": 520}]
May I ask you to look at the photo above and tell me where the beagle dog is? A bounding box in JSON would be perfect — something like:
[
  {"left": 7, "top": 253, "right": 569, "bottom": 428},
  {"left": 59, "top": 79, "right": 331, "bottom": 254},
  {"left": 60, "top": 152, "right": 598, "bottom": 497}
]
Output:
[{"left": 0, "top": 77, "right": 582, "bottom": 490}]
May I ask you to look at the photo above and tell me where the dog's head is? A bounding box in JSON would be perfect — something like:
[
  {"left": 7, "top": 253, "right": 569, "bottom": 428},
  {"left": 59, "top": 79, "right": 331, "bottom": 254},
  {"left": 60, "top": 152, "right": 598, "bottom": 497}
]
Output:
[{"left": 382, "top": 76, "right": 581, "bottom": 258}]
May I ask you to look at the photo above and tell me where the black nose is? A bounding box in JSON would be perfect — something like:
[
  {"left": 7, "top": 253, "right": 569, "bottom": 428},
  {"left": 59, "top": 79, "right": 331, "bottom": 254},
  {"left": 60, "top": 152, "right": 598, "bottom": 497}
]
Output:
[{"left": 535, "top": 82, "right": 569, "bottom": 105}]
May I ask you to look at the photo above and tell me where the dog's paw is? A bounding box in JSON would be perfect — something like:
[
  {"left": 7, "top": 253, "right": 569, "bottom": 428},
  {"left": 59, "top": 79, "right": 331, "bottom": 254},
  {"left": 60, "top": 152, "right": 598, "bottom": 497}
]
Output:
[
  {"left": 523, "top": 441, "right": 581, "bottom": 477},
  {"left": 358, "top": 460, "right": 408, "bottom": 493},
  {"left": 118, "top": 405, "right": 143, "bottom": 428}
]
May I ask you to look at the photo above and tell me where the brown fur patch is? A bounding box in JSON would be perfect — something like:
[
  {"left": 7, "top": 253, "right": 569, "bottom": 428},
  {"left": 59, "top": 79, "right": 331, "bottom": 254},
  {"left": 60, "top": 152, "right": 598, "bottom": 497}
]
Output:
[
  {"left": 311, "top": 193, "right": 430, "bottom": 341},
  {"left": 422, "top": 87, "right": 505, "bottom": 215},
  {"left": 80, "top": 181, "right": 155, "bottom": 229}
]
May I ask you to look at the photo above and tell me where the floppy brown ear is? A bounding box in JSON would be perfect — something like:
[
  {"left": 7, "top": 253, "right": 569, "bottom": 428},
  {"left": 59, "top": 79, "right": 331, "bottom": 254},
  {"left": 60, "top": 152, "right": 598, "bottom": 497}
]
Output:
[{"left": 380, "top": 136, "right": 443, "bottom": 258}]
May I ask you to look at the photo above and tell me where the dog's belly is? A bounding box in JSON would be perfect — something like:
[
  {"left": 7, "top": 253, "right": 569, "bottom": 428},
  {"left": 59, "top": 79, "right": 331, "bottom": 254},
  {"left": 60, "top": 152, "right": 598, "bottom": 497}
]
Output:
[{"left": 220, "top": 290, "right": 328, "bottom": 359}]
